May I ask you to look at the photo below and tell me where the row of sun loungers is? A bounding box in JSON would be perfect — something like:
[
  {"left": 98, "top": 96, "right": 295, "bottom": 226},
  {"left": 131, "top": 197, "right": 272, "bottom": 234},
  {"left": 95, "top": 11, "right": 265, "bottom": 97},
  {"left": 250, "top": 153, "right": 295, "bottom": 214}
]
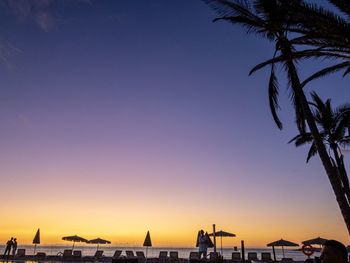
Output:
[
  {"left": 2, "top": 249, "right": 294, "bottom": 262},
  {"left": 2, "top": 249, "right": 181, "bottom": 262}
]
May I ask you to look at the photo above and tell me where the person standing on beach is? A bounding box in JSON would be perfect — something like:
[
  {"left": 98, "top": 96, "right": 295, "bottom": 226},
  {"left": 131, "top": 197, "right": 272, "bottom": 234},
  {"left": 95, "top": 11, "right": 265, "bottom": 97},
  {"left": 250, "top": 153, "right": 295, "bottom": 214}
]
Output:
[
  {"left": 12, "top": 238, "right": 17, "bottom": 257},
  {"left": 320, "top": 240, "right": 348, "bottom": 263},
  {"left": 198, "top": 230, "right": 208, "bottom": 259},
  {"left": 3, "top": 237, "right": 13, "bottom": 258}
]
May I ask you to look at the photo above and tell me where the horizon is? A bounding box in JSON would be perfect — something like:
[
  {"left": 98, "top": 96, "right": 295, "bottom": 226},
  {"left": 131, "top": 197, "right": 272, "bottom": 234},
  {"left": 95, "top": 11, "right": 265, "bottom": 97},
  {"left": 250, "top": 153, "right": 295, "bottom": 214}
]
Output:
[{"left": 0, "top": 0, "right": 349, "bottom": 248}]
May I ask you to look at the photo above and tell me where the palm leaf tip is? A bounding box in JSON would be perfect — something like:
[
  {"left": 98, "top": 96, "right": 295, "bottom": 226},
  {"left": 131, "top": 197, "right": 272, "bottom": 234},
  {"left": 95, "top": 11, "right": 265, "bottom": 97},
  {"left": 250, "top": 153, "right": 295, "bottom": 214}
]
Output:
[
  {"left": 306, "top": 143, "right": 318, "bottom": 162},
  {"left": 268, "top": 64, "right": 282, "bottom": 130}
]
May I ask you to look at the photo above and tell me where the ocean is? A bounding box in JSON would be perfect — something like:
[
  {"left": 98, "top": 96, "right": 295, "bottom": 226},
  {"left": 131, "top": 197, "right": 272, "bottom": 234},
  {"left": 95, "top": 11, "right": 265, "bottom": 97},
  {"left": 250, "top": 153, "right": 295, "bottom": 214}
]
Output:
[{"left": 1, "top": 245, "right": 318, "bottom": 261}]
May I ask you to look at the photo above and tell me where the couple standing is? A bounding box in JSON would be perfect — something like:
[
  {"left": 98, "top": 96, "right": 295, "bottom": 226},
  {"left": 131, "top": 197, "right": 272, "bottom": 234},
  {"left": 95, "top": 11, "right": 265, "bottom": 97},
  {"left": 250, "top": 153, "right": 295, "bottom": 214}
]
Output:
[
  {"left": 4, "top": 237, "right": 17, "bottom": 258},
  {"left": 198, "top": 229, "right": 212, "bottom": 259}
]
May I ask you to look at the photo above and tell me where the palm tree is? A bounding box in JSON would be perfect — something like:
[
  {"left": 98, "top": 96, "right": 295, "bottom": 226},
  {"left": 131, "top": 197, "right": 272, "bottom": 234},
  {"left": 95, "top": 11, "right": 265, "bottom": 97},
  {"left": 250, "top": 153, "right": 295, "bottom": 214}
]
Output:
[
  {"left": 204, "top": 0, "right": 350, "bottom": 233},
  {"left": 289, "top": 92, "right": 350, "bottom": 202},
  {"left": 277, "top": 1, "right": 350, "bottom": 85}
]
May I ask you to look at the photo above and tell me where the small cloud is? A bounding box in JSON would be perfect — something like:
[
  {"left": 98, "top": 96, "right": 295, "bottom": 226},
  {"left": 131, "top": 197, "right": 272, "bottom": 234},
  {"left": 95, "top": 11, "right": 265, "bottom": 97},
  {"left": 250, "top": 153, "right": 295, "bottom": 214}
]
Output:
[
  {"left": 35, "top": 11, "right": 55, "bottom": 32},
  {"left": 0, "top": 40, "right": 22, "bottom": 69}
]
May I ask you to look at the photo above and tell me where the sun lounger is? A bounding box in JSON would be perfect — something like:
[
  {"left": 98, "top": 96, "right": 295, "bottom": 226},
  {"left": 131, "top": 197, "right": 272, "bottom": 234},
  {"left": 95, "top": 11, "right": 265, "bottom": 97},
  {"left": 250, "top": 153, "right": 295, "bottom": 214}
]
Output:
[
  {"left": 159, "top": 251, "right": 168, "bottom": 258},
  {"left": 136, "top": 251, "right": 145, "bottom": 258},
  {"left": 95, "top": 250, "right": 104, "bottom": 259},
  {"left": 62, "top": 249, "right": 73, "bottom": 260},
  {"left": 73, "top": 250, "right": 82, "bottom": 259},
  {"left": 232, "top": 252, "right": 241, "bottom": 261},
  {"left": 261, "top": 252, "right": 272, "bottom": 261},
  {"left": 16, "top": 249, "right": 26, "bottom": 258},
  {"left": 169, "top": 251, "right": 178, "bottom": 260},
  {"left": 113, "top": 250, "right": 123, "bottom": 259},
  {"left": 126, "top": 251, "right": 135, "bottom": 258},
  {"left": 189, "top": 252, "right": 200, "bottom": 260},
  {"left": 248, "top": 252, "right": 258, "bottom": 262},
  {"left": 36, "top": 252, "right": 46, "bottom": 260},
  {"left": 209, "top": 252, "right": 220, "bottom": 260},
  {"left": 159, "top": 251, "right": 168, "bottom": 262}
]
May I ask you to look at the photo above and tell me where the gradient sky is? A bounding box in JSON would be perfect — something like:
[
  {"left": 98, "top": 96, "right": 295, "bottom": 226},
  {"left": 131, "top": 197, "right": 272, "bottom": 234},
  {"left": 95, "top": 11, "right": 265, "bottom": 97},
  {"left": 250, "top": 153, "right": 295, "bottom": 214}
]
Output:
[{"left": 0, "top": 0, "right": 349, "bottom": 247}]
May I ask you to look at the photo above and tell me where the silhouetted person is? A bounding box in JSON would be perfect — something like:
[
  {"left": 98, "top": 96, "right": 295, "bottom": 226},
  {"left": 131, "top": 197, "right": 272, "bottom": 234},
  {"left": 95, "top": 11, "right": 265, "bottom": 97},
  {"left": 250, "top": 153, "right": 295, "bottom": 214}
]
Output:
[
  {"left": 3, "top": 237, "right": 13, "bottom": 258},
  {"left": 198, "top": 230, "right": 208, "bottom": 259},
  {"left": 12, "top": 238, "right": 17, "bottom": 257},
  {"left": 321, "top": 240, "right": 348, "bottom": 263}
]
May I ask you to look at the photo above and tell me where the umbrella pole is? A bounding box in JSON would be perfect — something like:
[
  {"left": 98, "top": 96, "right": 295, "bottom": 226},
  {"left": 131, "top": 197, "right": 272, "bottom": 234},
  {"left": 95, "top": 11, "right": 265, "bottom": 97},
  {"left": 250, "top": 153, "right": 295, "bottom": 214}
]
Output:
[
  {"left": 34, "top": 244, "right": 37, "bottom": 255},
  {"left": 282, "top": 245, "right": 285, "bottom": 258},
  {"left": 221, "top": 236, "right": 223, "bottom": 255},
  {"left": 213, "top": 224, "right": 217, "bottom": 254},
  {"left": 272, "top": 246, "right": 276, "bottom": 262},
  {"left": 146, "top": 247, "right": 148, "bottom": 260},
  {"left": 72, "top": 241, "right": 75, "bottom": 251}
]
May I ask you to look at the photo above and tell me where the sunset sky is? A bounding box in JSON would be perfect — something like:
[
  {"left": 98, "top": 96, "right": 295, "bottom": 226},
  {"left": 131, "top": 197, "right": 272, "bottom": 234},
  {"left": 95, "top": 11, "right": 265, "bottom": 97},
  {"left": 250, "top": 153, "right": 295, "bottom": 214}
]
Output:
[{"left": 0, "top": 0, "right": 349, "bottom": 247}]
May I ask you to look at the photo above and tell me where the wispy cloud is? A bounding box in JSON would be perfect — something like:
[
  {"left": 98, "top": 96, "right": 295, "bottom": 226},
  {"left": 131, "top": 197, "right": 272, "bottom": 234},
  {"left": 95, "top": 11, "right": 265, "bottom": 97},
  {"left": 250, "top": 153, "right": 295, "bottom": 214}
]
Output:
[
  {"left": 35, "top": 11, "right": 54, "bottom": 32},
  {"left": 0, "top": 0, "right": 92, "bottom": 32},
  {"left": 0, "top": 40, "right": 22, "bottom": 69}
]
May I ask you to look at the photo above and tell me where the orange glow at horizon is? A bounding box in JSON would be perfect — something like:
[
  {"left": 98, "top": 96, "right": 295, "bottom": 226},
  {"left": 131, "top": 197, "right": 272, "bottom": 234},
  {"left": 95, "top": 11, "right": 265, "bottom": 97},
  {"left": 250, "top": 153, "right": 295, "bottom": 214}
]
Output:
[{"left": 1, "top": 193, "right": 348, "bottom": 247}]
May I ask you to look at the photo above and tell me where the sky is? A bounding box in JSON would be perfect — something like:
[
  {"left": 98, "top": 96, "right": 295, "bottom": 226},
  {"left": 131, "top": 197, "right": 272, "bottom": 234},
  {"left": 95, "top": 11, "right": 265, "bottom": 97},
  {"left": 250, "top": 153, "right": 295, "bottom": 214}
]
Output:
[{"left": 0, "top": 0, "right": 349, "bottom": 247}]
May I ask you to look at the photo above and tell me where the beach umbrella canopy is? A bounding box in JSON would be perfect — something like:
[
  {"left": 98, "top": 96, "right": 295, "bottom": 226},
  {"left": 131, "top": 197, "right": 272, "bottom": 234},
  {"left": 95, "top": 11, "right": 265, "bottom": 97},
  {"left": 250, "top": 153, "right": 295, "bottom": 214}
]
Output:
[
  {"left": 33, "top": 228, "right": 40, "bottom": 254},
  {"left": 143, "top": 231, "right": 152, "bottom": 258},
  {"left": 88, "top": 238, "right": 111, "bottom": 250},
  {"left": 143, "top": 231, "right": 152, "bottom": 247},
  {"left": 205, "top": 232, "right": 214, "bottom": 248},
  {"left": 209, "top": 230, "right": 236, "bottom": 254},
  {"left": 62, "top": 235, "right": 88, "bottom": 250},
  {"left": 209, "top": 231, "right": 236, "bottom": 237},
  {"left": 33, "top": 229, "right": 40, "bottom": 244},
  {"left": 267, "top": 239, "right": 299, "bottom": 258},
  {"left": 302, "top": 237, "right": 328, "bottom": 246}
]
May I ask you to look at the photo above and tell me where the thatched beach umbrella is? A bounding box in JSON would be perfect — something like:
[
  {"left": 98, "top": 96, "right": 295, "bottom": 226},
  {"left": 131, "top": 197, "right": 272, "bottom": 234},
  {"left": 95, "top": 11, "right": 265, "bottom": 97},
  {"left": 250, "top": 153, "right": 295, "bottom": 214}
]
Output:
[
  {"left": 267, "top": 239, "right": 299, "bottom": 259},
  {"left": 33, "top": 228, "right": 40, "bottom": 254},
  {"left": 88, "top": 238, "right": 111, "bottom": 250},
  {"left": 302, "top": 237, "right": 328, "bottom": 247},
  {"left": 209, "top": 230, "right": 235, "bottom": 254},
  {"left": 62, "top": 235, "right": 88, "bottom": 250},
  {"left": 143, "top": 231, "right": 152, "bottom": 258}
]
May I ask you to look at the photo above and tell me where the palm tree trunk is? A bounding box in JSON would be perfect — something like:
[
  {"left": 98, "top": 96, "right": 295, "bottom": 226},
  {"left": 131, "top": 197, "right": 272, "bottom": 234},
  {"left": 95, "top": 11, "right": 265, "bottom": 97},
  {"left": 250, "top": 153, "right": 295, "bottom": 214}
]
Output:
[
  {"left": 332, "top": 145, "right": 350, "bottom": 204},
  {"left": 281, "top": 38, "right": 350, "bottom": 234}
]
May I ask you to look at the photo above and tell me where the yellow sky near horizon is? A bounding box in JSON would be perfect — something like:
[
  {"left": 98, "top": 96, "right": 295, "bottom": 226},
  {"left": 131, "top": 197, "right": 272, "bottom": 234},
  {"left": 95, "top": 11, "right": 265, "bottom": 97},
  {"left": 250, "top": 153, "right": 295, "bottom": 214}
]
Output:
[{"left": 1, "top": 199, "right": 348, "bottom": 247}]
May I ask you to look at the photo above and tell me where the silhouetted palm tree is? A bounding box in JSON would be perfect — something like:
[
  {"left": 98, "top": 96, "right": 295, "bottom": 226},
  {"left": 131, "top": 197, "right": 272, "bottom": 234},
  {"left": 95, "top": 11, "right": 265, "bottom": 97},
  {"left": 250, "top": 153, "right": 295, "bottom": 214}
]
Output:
[
  {"left": 289, "top": 92, "right": 350, "bottom": 202},
  {"left": 280, "top": 1, "right": 350, "bottom": 85},
  {"left": 204, "top": 0, "right": 350, "bottom": 233},
  {"left": 290, "top": 92, "right": 350, "bottom": 162}
]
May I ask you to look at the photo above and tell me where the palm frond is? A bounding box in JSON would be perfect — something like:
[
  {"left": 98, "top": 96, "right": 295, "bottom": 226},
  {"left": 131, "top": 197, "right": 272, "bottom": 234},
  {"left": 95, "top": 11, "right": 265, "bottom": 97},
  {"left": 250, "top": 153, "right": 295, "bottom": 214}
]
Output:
[
  {"left": 250, "top": 50, "right": 350, "bottom": 76},
  {"left": 306, "top": 142, "right": 318, "bottom": 162},
  {"left": 268, "top": 62, "right": 282, "bottom": 129},
  {"left": 288, "top": 132, "right": 313, "bottom": 146},
  {"left": 301, "top": 62, "right": 350, "bottom": 87},
  {"left": 328, "top": 0, "right": 350, "bottom": 19}
]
